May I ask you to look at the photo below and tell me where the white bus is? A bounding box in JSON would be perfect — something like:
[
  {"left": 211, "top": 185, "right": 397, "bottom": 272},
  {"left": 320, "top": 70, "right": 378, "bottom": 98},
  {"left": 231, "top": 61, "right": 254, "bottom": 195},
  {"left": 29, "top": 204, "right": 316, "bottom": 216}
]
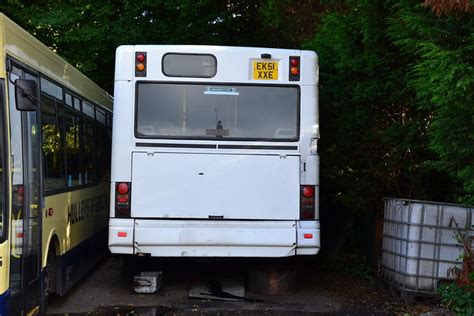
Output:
[{"left": 109, "top": 46, "right": 319, "bottom": 258}]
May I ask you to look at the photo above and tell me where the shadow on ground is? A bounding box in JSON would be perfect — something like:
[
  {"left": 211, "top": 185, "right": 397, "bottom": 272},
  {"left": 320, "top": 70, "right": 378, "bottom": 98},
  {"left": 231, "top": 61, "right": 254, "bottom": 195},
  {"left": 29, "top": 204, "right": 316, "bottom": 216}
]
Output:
[{"left": 46, "top": 255, "right": 448, "bottom": 315}]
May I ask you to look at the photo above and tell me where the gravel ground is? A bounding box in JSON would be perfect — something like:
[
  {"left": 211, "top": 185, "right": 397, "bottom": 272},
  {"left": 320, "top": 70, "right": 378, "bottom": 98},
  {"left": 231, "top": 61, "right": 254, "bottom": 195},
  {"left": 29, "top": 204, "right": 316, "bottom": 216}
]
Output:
[{"left": 45, "top": 255, "right": 451, "bottom": 315}]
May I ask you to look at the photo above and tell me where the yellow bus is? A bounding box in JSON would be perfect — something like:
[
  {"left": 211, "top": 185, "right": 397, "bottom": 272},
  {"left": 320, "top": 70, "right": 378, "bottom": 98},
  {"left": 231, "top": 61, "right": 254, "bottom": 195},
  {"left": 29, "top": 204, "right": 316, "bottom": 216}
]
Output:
[{"left": 0, "top": 14, "right": 113, "bottom": 315}]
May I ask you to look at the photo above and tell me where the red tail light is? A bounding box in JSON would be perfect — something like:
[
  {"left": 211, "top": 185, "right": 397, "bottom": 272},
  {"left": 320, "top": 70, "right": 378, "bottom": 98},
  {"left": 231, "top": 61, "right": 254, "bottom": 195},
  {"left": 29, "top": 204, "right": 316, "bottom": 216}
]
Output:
[
  {"left": 116, "top": 182, "right": 131, "bottom": 218},
  {"left": 136, "top": 53, "right": 145, "bottom": 63},
  {"left": 302, "top": 186, "right": 314, "bottom": 198},
  {"left": 135, "top": 52, "right": 147, "bottom": 77},
  {"left": 14, "top": 185, "right": 24, "bottom": 205},
  {"left": 17, "top": 185, "right": 24, "bottom": 197},
  {"left": 300, "top": 185, "right": 315, "bottom": 220},
  {"left": 289, "top": 56, "right": 300, "bottom": 81},
  {"left": 117, "top": 182, "right": 129, "bottom": 194},
  {"left": 117, "top": 196, "right": 129, "bottom": 203}
]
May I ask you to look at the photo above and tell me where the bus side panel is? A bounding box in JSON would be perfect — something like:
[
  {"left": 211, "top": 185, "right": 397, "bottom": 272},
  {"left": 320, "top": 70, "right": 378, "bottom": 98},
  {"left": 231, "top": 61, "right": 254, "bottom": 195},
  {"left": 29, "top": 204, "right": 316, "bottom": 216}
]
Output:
[
  {"left": 0, "top": 77, "right": 10, "bottom": 309},
  {"left": 42, "top": 184, "right": 109, "bottom": 266},
  {"left": 43, "top": 183, "right": 110, "bottom": 295},
  {"left": 56, "top": 227, "right": 108, "bottom": 296},
  {"left": 300, "top": 50, "right": 318, "bottom": 86},
  {"left": 0, "top": 290, "right": 10, "bottom": 315},
  {"left": 110, "top": 80, "right": 133, "bottom": 216},
  {"left": 0, "top": 243, "right": 9, "bottom": 316},
  {"left": 299, "top": 84, "right": 319, "bottom": 220},
  {"left": 299, "top": 85, "right": 318, "bottom": 174}
]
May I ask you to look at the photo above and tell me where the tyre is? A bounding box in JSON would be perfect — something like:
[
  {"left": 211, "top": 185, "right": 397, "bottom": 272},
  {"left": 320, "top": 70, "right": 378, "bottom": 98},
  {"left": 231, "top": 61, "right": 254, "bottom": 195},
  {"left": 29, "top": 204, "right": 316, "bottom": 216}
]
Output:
[{"left": 44, "top": 245, "right": 57, "bottom": 297}]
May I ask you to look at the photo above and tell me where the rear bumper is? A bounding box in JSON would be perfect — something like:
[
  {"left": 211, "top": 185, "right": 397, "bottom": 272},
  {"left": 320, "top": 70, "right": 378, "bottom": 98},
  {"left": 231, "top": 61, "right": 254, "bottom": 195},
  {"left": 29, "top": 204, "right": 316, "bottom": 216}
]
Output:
[{"left": 109, "top": 219, "right": 320, "bottom": 257}]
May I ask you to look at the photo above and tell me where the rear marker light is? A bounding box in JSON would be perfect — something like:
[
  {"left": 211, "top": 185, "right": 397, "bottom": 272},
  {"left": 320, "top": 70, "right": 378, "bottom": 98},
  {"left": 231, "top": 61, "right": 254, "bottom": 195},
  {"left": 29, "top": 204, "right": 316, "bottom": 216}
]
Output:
[
  {"left": 116, "top": 182, "right": 131, "bottom": 218},
  {"left": 290, "top": 67, "right": 299, "bottom": 75},
  {"left": 301, "top": 210, "right": 314, "bottom": 220},
  {"left": 118, "top": 232, "right": 127, "bottom": 238},
  {"left": 302, "top": 186, "right": 314, "bottom": 198},
  {"left": 135, "top": 52, "right": 147, "bottom": 77},
  {"left": 304, "top": 233, "right": 313, "bottom": 239},
  {"left": 17, "top": 185, "right": 24, "bottom": 196},
  {"left": 117, "top": 182, "right": 129, "bottom": 194},
  {"left": 136, "top": 54, "right": 145, "bottom": 63},
  {"left": 289, "top": 56, "right": 300, "bottom": 81},
  {"left": 117, "top": 196, "right": 128, "bottom": 203},
  {"left": 300, "top": 185, "right": 315, "bottom": 220}
]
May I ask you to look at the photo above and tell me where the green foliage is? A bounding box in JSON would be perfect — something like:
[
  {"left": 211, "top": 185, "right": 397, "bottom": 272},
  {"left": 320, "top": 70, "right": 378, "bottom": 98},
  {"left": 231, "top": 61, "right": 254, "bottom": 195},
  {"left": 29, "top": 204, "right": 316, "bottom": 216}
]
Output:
[
  {"left": 320, "top": 253, "right": 373, "bottom": 280},
  {"left": 388, "top": 0, "right": 474, "bottom": 204},
  {"left": 342, "top": 254, "right": 373, "bottom": 281},
  {"left": 438, "top": 219, "right": 474, "bottom": 315},
  {"left": 301, "top": 0, "right": 453, "bottom": 215},
  {"left": 0, "top": 0, "right": 270, "bottom": 92},
  {"left": 438, "top": 275, "right": 474, "bottom": 316}
]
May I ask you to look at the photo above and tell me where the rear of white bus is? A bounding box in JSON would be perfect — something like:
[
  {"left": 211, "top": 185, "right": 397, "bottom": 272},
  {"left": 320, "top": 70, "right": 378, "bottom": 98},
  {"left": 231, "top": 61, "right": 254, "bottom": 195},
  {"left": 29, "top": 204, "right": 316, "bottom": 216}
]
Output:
[{"left": 109, "top": 45, "right": 320, "bottom": 257}]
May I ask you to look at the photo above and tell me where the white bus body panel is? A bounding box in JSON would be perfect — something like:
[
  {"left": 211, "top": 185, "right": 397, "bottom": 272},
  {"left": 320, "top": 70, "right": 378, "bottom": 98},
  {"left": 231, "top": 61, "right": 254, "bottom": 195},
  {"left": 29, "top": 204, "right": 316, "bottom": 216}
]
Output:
[
  {"left": 131, "top": 152, "right": 300, "bottom": 220},
  {"left": 135, "top": 220, "right": 296, "bottom": 257},
  {"left": 115, "top": 45, "right": 304, "bottom": 83},
  {"left": 109, "top": 218, "right": 320, "bottom": 257}
]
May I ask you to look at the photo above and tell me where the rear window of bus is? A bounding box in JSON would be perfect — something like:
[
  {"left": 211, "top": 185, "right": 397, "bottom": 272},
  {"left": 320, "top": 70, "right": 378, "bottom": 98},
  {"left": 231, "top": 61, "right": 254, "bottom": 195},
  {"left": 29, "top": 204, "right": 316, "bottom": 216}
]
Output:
[{"left": 135, "top": 83, "right": 299, "bottom": 141}]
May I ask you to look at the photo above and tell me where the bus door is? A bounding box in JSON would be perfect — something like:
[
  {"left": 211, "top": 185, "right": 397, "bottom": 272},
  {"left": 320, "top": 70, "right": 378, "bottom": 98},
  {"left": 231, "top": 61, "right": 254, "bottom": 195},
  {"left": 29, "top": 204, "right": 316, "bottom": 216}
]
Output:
[{"left": 8, "top": 64, "right": 42, "bottom": 315}]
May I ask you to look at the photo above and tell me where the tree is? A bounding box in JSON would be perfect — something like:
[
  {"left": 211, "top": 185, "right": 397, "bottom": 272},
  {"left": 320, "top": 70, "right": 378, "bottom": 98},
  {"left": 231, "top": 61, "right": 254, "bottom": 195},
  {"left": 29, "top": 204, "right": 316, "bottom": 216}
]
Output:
[
  {"left": 389, "top": 0, "right": 474, "bottom": 203},
  {"left": 0, "top": 0, "right": 270, "bottom": 92},
  {"left": 423, "top": 0, "right": 472, "bottom": 16}
]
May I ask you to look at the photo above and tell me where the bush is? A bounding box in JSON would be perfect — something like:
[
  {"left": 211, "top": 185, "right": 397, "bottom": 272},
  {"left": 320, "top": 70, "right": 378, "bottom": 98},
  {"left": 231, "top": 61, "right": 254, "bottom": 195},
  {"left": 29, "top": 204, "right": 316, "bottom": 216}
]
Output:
[
  {"left": 438, "top": 220, "right": 474, "bottom": 315},
  {"left": 438, "top": 274, "right": 474, "bottom": 316}
]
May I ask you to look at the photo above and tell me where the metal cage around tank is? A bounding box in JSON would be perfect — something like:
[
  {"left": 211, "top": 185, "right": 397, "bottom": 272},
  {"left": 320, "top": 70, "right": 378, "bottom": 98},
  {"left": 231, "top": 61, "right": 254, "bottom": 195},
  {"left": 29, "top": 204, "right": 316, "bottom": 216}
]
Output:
[{"left": 381, "top": 198, "right": 474, "bottom": 295}]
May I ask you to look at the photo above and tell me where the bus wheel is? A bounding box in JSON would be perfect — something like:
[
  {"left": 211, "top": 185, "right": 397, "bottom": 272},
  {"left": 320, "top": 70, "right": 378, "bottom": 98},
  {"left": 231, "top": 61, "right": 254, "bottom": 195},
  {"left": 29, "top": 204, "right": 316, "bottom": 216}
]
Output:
[{"left": 44, "top": 245, "right": 57, "bottom": 297}]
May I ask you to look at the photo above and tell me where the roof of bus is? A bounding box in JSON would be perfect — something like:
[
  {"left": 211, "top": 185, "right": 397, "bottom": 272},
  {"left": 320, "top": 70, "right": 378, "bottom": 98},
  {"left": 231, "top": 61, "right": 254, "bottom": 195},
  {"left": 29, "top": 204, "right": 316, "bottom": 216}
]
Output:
[
  {"left": 0, "top": 13, "right": 112, "bottom": 110},
  {"left": 118, "top": 44, "right": 317, "bottom": 55}
]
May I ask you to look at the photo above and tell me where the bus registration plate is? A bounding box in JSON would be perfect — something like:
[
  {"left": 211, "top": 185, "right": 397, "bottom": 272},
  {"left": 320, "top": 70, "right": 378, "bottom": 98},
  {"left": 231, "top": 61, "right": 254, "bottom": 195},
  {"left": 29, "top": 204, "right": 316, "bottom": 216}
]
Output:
[{"left": 252, "top": 61, "right": 278, "bottom": 80}]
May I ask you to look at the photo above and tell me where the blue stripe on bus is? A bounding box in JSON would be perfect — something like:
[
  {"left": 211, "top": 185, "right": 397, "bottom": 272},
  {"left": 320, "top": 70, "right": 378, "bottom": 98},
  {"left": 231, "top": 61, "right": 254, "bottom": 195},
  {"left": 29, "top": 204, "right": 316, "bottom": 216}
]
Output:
[
  {"left": 0, "top": 289, "right": 10, "bottom": 316},
  {"left": 57, "top": 227, "right": 108, "bottom": 296}
]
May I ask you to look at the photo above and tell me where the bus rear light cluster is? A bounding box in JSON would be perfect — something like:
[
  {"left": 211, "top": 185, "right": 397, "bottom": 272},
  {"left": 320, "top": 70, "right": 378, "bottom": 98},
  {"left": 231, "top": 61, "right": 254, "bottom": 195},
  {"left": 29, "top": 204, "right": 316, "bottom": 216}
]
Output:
[
  {"left": 300, "top": 185, "right": 315, "bottom": 220},
  {"left": 115, "top": 182, "right": 131, "bottom": 218},
  {"left": 289, "top": 56, "right": 300, "bottom": 81},
  {"left": 13, "top": 185, "right": 24, "bottom": 205},
  {"left": 135, "top": 52, "right": 147, "bottom": 77}
]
